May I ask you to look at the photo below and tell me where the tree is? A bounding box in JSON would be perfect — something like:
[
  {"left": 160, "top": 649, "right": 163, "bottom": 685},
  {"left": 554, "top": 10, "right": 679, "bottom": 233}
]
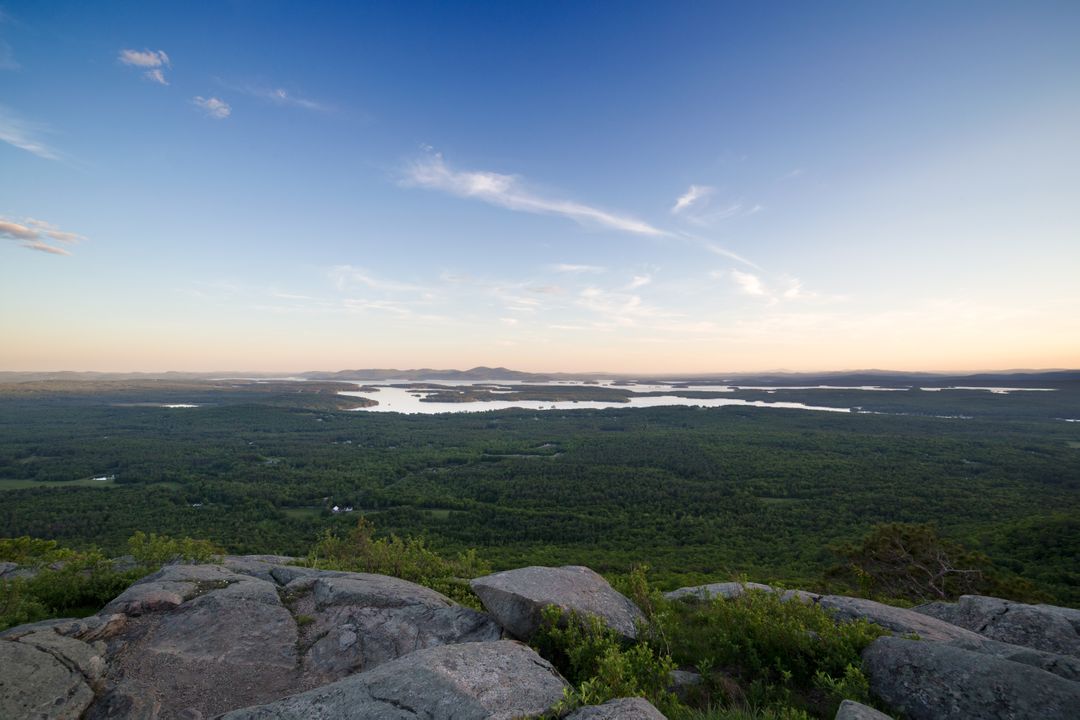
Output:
[{"left": 828, "top": 523, "right": 994, "bottom": 601}]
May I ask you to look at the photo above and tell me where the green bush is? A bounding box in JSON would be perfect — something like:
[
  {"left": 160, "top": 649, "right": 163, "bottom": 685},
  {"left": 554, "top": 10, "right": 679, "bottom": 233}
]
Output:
[
  {"left": 659, "top": 586, "right": 885, "bottom": 715},
  {"left": 669, "top": 705, "right": 813, "bottom": 720},
  {"left": 0, "top": 537, "right": 73, "bottom": 566},
  {"left": 304, "top": 517, "right": 491, "bottom": 607},
  {"left": 530, "top": 605, "right": 677, "bottom": 715},
  {"left": 0, "top": 578, "right": 50, "bottom": 629},
  {"left": 127, "top": 531, "right": 221, "bottom": 567},
  {"left": 1, "top": 532, "right": 222, "bottom": 631}
]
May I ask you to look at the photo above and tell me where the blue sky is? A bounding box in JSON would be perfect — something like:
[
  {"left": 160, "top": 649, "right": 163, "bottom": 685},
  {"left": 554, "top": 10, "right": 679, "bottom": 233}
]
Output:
[{"left": 2, "top": 1, "right": 1078, "bottom": 372}]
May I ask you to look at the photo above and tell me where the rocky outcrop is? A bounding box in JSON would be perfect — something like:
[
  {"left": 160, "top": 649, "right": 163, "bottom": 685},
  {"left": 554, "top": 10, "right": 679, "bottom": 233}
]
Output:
[
  {"left": 834, "top": 699, "right": 891, "bottom": 720},
  {"left": 565, "top": 697, "right": 666, "bottom": 719},
  {"left": 471, "top": 565, "right": 644, "bottom": 640},
  {"left": 915, "top": 595, "right": 1080, "bottom": 657},
  {"left": 4, "top": 558, "right": 1079, "bottom": 720},
  {"left": 290, "top": 572, "right": 500, "bottom": 683},
  {"left": 862, "top": 636, "right": 1080, "bottom": 720},
  {"left": 0, "top": 559, "right": 511, "bottom": 719},
  {"left": 817, "top": 594, "right": 985, "bottom": 642},
  {"left": 219, "top": 640, "right": 568, "bottom": 720},
  {"left": 665, "top": 581, "right": 820, "bottom": 604}
]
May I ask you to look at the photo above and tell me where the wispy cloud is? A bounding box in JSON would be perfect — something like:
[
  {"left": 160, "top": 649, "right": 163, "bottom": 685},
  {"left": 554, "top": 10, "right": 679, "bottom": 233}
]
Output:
[
  {"left": 144, "top": 68, "right": 167, "bottom": 85},
  {"left": 329, "top": 265, "right": 426, "bottom": 294},
  {"left": 193, "top": 96, "right": 231, "bottom": 119},
  {"left": 626, "top": 274, "right": 652, "bottom": 290},
  {"left": 716, "top": 269, "right": 835, "bottom": 305},
  {"left": 22, "top": 241, "right": 70, "bottom": 256},
  {"left": 672, "top": 183, "right": 763, "bottom": 227},
  {"left": 672, "top": 184, "right": 714, "bottom": 214},
  {"left": 0, "top": 219, "right": 37, "bottom": 240},
  {"left": 0, "top": 106, "right": 59, "bottom": 160},
  {"left": 1, "top": 216, "right": 85, "bottom": 256},
  {"left": 118, "top": 48, "right": 171, "bottom": 84},
  {"left": 0, "top": 40, "right": 17, "bottom": 70},
  {"left": 728, "top": 269, "right": 766, "bottom": 296},
  {"left": 552, "top": 263, "right": 605, "bottom": 274},
  {"left": 689, "top": 236, "right": 759, "bottom": 270},
  {"left": 577, "top": 287, "right": 677, "bottom": 328},
  {"left": 403, "top": 152, "right": 669, "bottom": 237},
  {"left": 219, "top": 81, "right": 330, "bottom": 112}
]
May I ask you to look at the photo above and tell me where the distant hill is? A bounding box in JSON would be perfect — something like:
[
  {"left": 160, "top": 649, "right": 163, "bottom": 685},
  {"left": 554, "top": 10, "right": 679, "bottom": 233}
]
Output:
[{"left": 0, "top": 367, "right": 1076, "bottom": 387}]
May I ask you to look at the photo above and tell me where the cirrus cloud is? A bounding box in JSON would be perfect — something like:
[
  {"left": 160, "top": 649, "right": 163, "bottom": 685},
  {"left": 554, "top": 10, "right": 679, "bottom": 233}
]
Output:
[
  {"left": 1, "top": 216, "right": 86, "bottom": 256},
  {"left": 672, "top": 184, "right": 714, "bottom": 214},
  {"left": 403, "top": 152, "right": 668, "bottom": 237},
  {"left": 0, "top": 106, "right": 59, "bottom": 160},
  {"left": 193, "top": 96, "right": 231, "bottom": 119},
  {"left": 118, "top": 48, "right": 170, "bottom": 85}
]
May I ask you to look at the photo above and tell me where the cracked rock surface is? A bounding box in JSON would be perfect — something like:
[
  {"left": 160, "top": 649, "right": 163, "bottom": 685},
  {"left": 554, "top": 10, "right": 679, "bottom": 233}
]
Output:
[
  {"left": 915, "top": 595, "right": 1080, "bottom": 657},
  {"left": 219, "top": 640, "right": 568, "bottom": 720},
  {"left": 0, "top": 630, "right": 102, "bottom": 720},
  {"left": 863, "top": 636, "right": 1080, "bottom": 720}
]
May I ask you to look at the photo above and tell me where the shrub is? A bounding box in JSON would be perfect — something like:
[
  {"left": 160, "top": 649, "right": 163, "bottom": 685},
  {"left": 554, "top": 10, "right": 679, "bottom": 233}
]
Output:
[
  {"left": 1, "top": 532, "right": 222, "bottom": 631},
  {"left": 531, "top": 605, "right": 677, "bottom": 715},
  {"left": 629, "top": 568, "right": 886, "bottom": 718},
  {"left": 127, "top": 531, "right": 221, "bottom": 567},
  {"left": 304, "top": 517, "right": 491, "bottom": 607},
  {"left": 0, "top": 537, "right": 73, "bottom": 566},
  {"left": 0, "top": 578, "right": 50, "bottom": 630},
  {"left": 669, "top": 705, "right": 813, "bottom": 720}
]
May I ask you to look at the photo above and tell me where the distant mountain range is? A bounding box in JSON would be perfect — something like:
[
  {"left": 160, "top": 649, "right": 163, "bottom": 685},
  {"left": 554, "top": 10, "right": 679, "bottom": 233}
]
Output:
[{"left": 1, "top": 367, "right": 1077, "bottom": 387}]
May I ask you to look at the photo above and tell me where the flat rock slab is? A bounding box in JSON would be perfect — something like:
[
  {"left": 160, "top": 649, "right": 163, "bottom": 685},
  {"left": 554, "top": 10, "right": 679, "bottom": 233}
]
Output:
[
  {"left": 220, "top": 640, "right": 569, "bottom": 720},
  {"left": 863, "top": 636, "right": 1080, "bottom": 720},
  {"left": 834, "top": 699, "right": 891, "bottom": 720},
  {"left": 0, "top": 638, "right": 94, "bottom": 720},
  {"left": 312, "top": 573, "right": 453, "bottom": 610},
  {"left": 818, "top": 595, "right": 984, "bottom": 642},
  {"left": 471, "top": 565, "right": 644, "bottom": 640},
  {"left": 565, "top": 697, "right": 666, "bottom": 719},
  {"left": 915, "top": 595, "right": 1080, "bottom": 657}
]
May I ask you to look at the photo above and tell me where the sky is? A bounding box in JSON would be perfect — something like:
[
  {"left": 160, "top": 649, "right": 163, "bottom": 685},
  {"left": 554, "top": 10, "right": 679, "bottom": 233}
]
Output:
[{"left": 2, "top": 1, "right": 1079, "bottom": 374}]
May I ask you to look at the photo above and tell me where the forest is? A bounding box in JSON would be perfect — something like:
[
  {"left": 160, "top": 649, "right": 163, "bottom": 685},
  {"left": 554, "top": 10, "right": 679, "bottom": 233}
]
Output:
[{"left": 0, "top": 378, "right": 1077, "bottom": 604}]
